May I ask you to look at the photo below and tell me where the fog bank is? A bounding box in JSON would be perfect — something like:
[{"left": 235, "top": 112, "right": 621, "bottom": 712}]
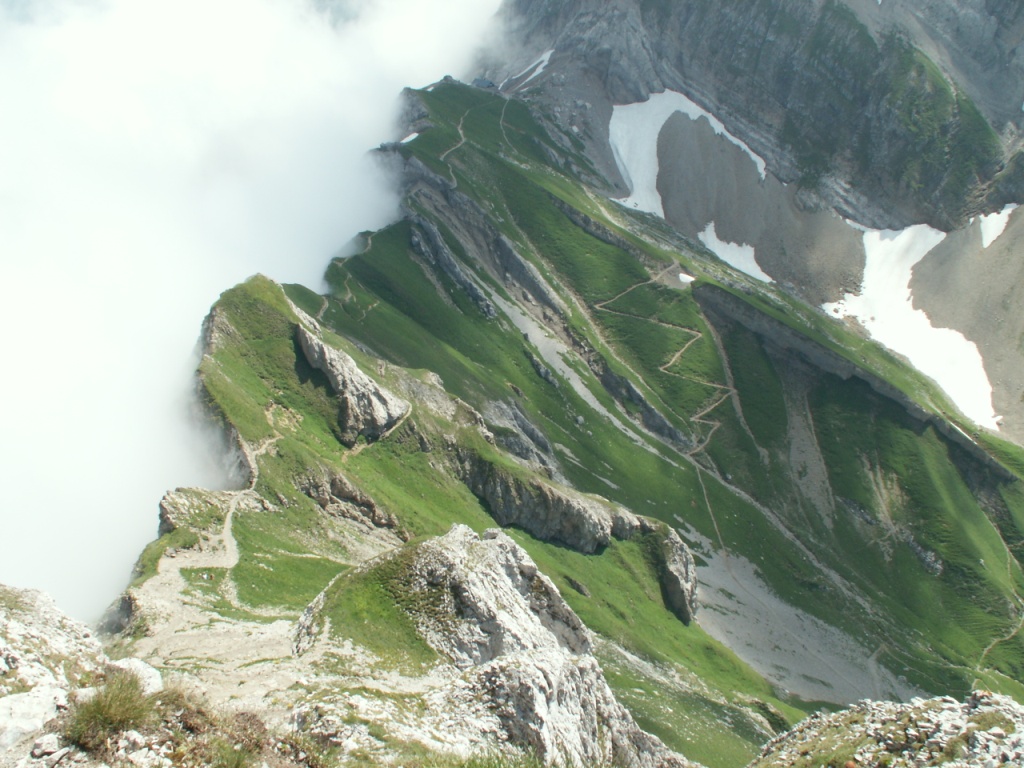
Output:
[{"left": 0, "top": 0, "right": 500, "bottom": 620}]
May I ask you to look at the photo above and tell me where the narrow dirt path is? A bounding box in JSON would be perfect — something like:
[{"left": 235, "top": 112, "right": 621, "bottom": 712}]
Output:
[
  {"left": 133, "top": 437, "right": 281, "bottom": 632},
  {"left": 439, "top": 110, "right": 471, "bottom": 187},
  {"left": 975, "top": 537, "right": 1024, "bottom": 674},
  {"left": 702, "top": 317, "right": 768, "bottom": 462},
  {"left": 499, "top": 98, "right": 514, "bottom": 151},
  {"left": 123, "top": 434, "right": 346, "bottom": 716}
]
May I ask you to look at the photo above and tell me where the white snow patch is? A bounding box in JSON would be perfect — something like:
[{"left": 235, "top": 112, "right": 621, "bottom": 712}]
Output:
[
  {"left": 698, "top": 222, "right": 772, "bottom": 283},
  {"left": 679, "top": 272, "right": 695, "bottom": 284},
  {"left": 976, "top": 204, "right": 1017, "bottom": 248},
  {"left": 513, "top": 49, "right": 553, "bottom": 88},
  {"left": 823, "top": 225, "right": 999, "bottom": 429},
  {"left": 400, "top": 132, "right": 419, "bottom": 144},
  {"left": 609, "top": 90, "right": 766, "bottom": 217}
]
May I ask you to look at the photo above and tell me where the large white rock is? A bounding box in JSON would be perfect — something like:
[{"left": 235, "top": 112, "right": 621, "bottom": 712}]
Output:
[
  {"left": 0, "top": 686, "right": 67, "bottom": 751},
  {"left": 296, "top": 325, "right": 409, "bottom": 447},
  {"left": 0, "top": 584, "right": 106, "bottom": 756},
  {"left": 408, "top": 526, "right": 695, "bottom": 768},
  {"left": 109, "top": 658, "right": 163, "bottom": 696}
]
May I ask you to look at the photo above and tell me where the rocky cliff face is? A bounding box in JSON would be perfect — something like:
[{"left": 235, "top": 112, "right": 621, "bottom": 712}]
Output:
[
  {"left": 494, "top": 0, "right": 1021, "bottom": 230},
  {"left": 379, "top": 525, "right": 695, "bottom": 768},
  {"left": 453, "top": 449, "right": 698, "bottom": 624}
]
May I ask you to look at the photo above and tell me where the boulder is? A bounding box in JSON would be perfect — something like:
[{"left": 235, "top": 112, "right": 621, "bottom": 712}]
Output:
[
  {"left": 295, "top": 325, "right": 410, "bottom": 447},
  {"left": 659, "top": 529, "right": 699, "bottom": 625},
  {"left": 31, "top": 733, "right": 60, "bottom": 758},
  {"left": 0, "top": 686, "right": 66, "bottom": 751},
  {"left": 109, "top": 658, "right": 163, "bottom": 695}
]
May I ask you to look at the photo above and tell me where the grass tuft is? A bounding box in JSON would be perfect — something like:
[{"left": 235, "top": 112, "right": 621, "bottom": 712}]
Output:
[{"left": 65, "top": 670, "right": 156, "bottom": 751}]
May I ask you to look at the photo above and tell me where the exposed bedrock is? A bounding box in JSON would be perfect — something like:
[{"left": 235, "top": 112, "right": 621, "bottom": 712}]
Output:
[
  {"left": 295, "top": 325, "right": 410, "bottom": 447},
  {"left": 407, "top": 525, "right": 697, "bottom": 768},
  {"left": 494, "top": 0, "right": 1023, "bottom": 230},
  {"left": 451, "top": 448, "right": 698, "bottom": 624}
]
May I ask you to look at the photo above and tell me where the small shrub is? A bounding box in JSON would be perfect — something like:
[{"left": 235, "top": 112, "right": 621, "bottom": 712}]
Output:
[
  {"left": 277, "top": 733, "right": 339, "bottom": 768},
  {"left": 209, "top": 737, "right": 255, "bottom": 768},
  {"left": 154, "top": 685, "right": 213, "bottom": 735},
  {"left": 969, "top": 710, "right": 1015, "bottom": 733},
  {"left": 65, "top": 670, "right": 155, "bottom": 751}
]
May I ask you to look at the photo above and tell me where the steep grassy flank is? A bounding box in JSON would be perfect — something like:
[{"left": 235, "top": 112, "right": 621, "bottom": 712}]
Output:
[
  {"left": 320, "top": 547, "right": 441, "bottom": 674},
  {"left": 325, "top": 81, "right": 1024, "bottom": 700},
  {"left": 197, "top": 276, "right": 810, "bottom": 766},
  {"left": 182, "top": 77, "right": 1024, "bottom": 767}
]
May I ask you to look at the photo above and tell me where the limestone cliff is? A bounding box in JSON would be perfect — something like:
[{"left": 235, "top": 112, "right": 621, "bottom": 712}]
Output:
[
  {"left": 492, "top": 0, "right": 1020, "bottom": 230},
  {"left": 452, "top": 448, "right": 699, "bottom": 624},
  {"left": 296, "top": 325, "right": 410, "bottom": 447},
  {"left": 300, "top": 526, "right": 697, "bottom": 768}
]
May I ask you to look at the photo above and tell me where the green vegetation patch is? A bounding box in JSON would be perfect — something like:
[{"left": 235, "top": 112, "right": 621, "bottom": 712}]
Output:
[
  {"left": 131, "top": 527, "right": 200, "bottom": 587},
  {"left": 322, "top": 547, "right": 440, "bottom": 673},
  {"left": 65, "top": 670, "right": 157, "bottom": 751}
]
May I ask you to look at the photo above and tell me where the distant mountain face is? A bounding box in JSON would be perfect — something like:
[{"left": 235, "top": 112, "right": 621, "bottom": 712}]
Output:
[
  {"left": 486, "top": 0, "right": 1024, "bottom": 445},
  {"left": 495, "top": 0, "right": 1024, "bottom": 229}
]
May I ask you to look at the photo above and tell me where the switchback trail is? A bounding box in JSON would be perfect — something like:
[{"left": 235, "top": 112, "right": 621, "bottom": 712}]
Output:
[{"left": 592, "top": 264, "right": 755, "bottom": 457}]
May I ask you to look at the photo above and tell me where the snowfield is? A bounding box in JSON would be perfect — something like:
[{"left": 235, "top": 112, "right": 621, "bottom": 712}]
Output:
[
  {"left": 976, "top": 204, "right": 1018, "bottom": 249},
  {"left": 698, "top": 222, "right": 772, "bottom": 283},
  {"left": 609, "top": 90, "right": 767, "bottom": 217},
  {"left": 823, "top": 225, "right": 1000, "bottom": 429},
  {"left": 608, "top": 90, "right": 998, "bottom": 431},
  {"left": 507, "top": 49, "right": 554, "bottom": 89}
]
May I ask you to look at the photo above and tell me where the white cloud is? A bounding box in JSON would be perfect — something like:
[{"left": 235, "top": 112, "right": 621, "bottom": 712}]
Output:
[{"left": 0, "top": 0, "right": 500, "bottom": 620}]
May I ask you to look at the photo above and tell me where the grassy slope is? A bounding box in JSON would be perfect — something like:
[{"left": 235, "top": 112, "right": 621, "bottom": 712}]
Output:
[
  {"left": 391, "top": 83, "right": 1024, "bottom": 691},
  {"left": 196, "top": 273, "right": 801, "bottom": 766},
  {"left": 183, "top": 81, "right": 1024, "bottom": 767}
]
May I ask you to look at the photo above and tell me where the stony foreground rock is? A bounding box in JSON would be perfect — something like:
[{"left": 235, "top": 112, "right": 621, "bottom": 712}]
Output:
[
  {"left": 407, "top": 525, "right": 696, "bottom": 768},
  {"left": 0, "top": 585, "right": 164, "bottom": 764},
  {"left": 752, "top": 690, "right": 1024, "bottom": 767},
  {"left": 0, "top": 586, "right": 105, "bottom": 751}
]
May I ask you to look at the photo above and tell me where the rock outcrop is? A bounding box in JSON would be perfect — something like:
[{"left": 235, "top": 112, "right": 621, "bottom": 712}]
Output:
[
  {"left": 407, "top": 526, "right": 696, "bottom": 768},
  {"left": 452, "top": 450, "right": 698, "bottom": 624},
  {"left": 455, "top": 449, "right": 638, "bottom": 553},
  {"left": 657, "top": 529, "right": 699, "bottom": 626},
  {"left": 295, "top": 325, "right": 410, "bottom": 447},
  {"left": 0, "top": 586, "right": 105, "bottom": 751},
  {"left": 409, "top": 215, "right": 497, "bottom": 319},
  {"left": 299, "top": 468, "right": 409, "bottom": 540},
  {"left": 0, "top": 584, "right": 160, "bottom": 761},
  {"left": 752, "top": 690, "right": 1024, "bottom": 767},
  {"left": 400, "top": 154, "right": 568, "bottom": 317}
]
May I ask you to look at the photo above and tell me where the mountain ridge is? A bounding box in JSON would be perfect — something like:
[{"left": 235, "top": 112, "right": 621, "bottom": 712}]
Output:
[{"left": 7, "top": 1, "right": 1024, "bottom": 766}]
